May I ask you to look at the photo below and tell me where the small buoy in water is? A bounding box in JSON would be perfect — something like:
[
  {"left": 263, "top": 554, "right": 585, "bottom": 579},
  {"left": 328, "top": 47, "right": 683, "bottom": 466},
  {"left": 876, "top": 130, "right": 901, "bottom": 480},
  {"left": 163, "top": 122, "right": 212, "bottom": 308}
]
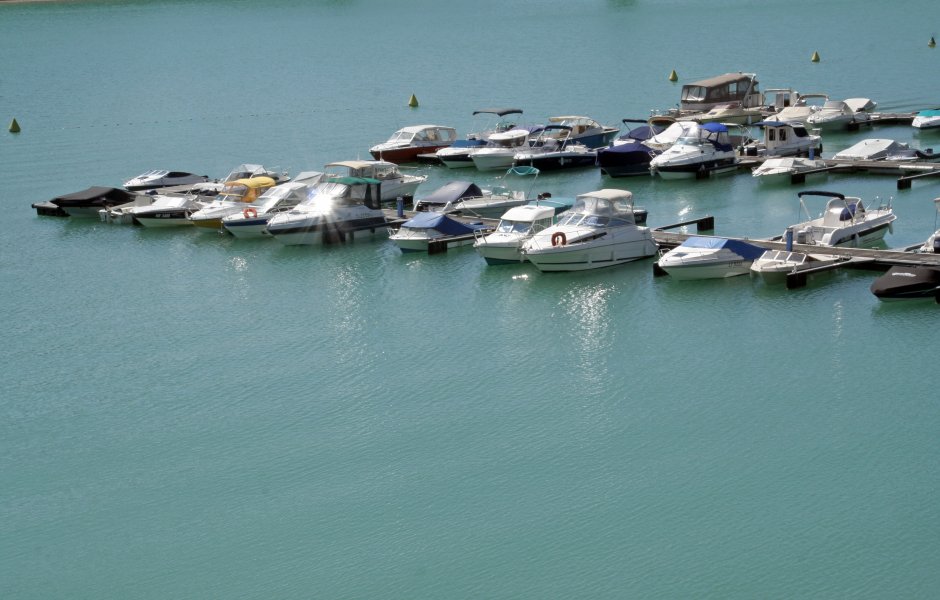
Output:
[
  {"left": 811, "top": 51, "right": 820, "bottom": 62},
  {"left": 930, "top": 36, "right": 936, "bottom": 48},
  {"left": 668, "top": 69, "right": 678, "bottom": 82},
  {"left": 9, "top": 118, "right": 20, "bottom": 133},
  {"left": 408, "top": 94, "right": 419, "bottom": 108}
]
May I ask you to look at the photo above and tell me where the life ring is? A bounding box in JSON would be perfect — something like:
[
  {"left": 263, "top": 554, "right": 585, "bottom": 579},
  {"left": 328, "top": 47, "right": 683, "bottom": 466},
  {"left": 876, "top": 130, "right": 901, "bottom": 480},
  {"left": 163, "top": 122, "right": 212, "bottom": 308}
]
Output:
[
  {"left": 551, "top": 232, "right": 567, "bottom": 247},
  {"left": 243, "top": 207, "right": 258, "bottom": 218}
]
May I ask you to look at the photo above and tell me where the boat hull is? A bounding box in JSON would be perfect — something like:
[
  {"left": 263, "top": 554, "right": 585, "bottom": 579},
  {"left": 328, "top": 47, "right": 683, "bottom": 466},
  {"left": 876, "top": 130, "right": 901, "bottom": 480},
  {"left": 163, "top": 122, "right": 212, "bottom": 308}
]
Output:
[
  {"left": 268, "top": 216, "right": 388, "bottom": 246},
  {"left": 524, "top": 236, "right": 657, "bottom": 272},
  {"left": 369, "top": 145, "right": 451, "bottom": 164},
  {"left": 653, "top": 158, "right": 738, "bottom": 179},
  {"left": 659, "top": 259, "right": 753, "bottom": 280},
  {"left": 870, "top": 265, "right": 940, "bottom": 301},
  {"left": 514, "top": 153, "right": 597, "bottom": 171}
]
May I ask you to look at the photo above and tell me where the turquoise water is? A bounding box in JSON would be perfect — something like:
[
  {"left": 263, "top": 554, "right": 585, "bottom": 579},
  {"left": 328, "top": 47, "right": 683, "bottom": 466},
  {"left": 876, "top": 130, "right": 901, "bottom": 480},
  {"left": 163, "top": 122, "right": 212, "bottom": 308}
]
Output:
[{"left": 2, "top": 1, "right": 940, "bottom": 598}]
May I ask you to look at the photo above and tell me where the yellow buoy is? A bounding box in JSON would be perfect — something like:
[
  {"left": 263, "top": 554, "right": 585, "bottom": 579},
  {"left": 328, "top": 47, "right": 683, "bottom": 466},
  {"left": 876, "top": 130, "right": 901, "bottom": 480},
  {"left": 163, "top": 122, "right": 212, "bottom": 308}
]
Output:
[
  {"left": 930, "top": 36, "right": 936, "bottom": 48},
  {"left": 9, "top": 118, "right": 20, "bottom": 133},
  {"left": 408, "top": 94, "right": 419, "bottom": 108},
  {"left": 811, "top": 51, "right": 820, "bottom": 62},
  {"left": 668, "top": 69, "right": 678, "bottom": 82}
]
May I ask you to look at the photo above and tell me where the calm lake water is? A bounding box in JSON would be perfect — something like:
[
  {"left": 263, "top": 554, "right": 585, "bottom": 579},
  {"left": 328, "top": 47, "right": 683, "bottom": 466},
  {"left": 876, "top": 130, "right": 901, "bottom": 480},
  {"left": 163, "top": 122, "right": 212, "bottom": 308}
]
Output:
[{"left": 2, "top": 1, "right": 940, "bottom": 598}]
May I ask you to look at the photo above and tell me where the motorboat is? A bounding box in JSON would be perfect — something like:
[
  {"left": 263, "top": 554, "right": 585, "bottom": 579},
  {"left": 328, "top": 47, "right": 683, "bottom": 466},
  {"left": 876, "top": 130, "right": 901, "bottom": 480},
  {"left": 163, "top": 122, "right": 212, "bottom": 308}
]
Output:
[
  {"left": 596, "top": 118, "right": 668, "bottom": 177},
  {"left": 916, "top": 198, "right": 940, "bottom": 254},
  {"left": 521, "top": 189, "right": 656, "bottom": 272},
  {"left": 434, "top": 108, "right": 523, "bottom": 168},
  {"left": 805, "top": 98, "right": 876, "bottom": 130},
  {"left": 412, "top": 181, "right": 487, "bottom": 213},
  {"left": 47, "top": 186, "right": 142, "bottom": 218},
  {"left": 655, "top": 236, "right": 767, "bottom": 279},
  {"left": 769, "top": 92, "right": 830, "bottom": 124},
  {"left": 912, "top": 109, "right": 940, "bottom": 130},
  {"left": 512, "top": 125, "right": 598, "bottom": 171},
  {"left": 130, "top": 193, "right": 206, "bottom": 228},
  {"left": 473, "top": 197, "right": 576, "bottom": 265},
  {"left": 751, "top": 157, "right": 828, "bottom": 184},
  {"left": 468, "top": 126, "right": 540, "bottom": 171},
  {"left": 413, "top": 167, "right": 544, "bottom": 219},
  {"left": 544, "top": 116, "right": 619, "bottom": 148},
  {"left": 265, "top": 177, "right": 387, "bottom": 246},
  {"left": 100, "top": 192, "right": 161, "bottom": 224},
  {"left": 649, "top": 122, "right": 739, "bottom": 179},
  {"left": 188, "top": 176, "right": 278, "bottom": 230},
  {"left": 870, "top": 265, "right": 940, "bottom": 301},
  {"left": 369, "top": 124, "right": 458, "bottom": 163},
  {"left": 665, "top": 72, "right": 764, "bottom": 120},
  {"left": 832, "top": 138, "right": 937, "bottom": 162},
  {"left": 779, "top": 190, "right": 896, "bottom": 247},
  {"left": 749, "top": 250, "right": 845, "bottom": 281},
  {"left": 220, "top": 174, "right": 324, "bottom": 238},
  {"left": 739, "top": 121, "right": 822, "bottom": 157},
  {"left": 388, "top": 212, "right": 491, "bottom": 253},
  {"left": 191, "top": 163, "right": 290, "bottom": 196},
  {"left": 323, "top": 160, "right": 426, "bottom": 203},
  {"left": 122, "top": 170, "right": 211, "bottom": 192}
]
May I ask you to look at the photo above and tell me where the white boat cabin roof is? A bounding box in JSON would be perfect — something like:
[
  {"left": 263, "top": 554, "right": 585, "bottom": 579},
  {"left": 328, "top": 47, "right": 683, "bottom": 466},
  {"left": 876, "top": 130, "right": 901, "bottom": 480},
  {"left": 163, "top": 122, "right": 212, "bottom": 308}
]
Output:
[{"left": 501, "top": 204, "right": 556, "bottom": 222}]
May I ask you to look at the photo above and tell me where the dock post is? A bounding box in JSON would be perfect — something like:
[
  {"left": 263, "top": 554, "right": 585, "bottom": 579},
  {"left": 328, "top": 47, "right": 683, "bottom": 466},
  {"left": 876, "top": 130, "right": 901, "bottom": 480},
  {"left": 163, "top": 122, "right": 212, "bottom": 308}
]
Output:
[
  {"left": 697, "top": 216, "right": 715, "bottom": 232},
  {"left": 396, "top": 196, "right": 404, "bottom": 217},
  {"left": 785, "top": 228, "right": 793, "bottom": 251}
]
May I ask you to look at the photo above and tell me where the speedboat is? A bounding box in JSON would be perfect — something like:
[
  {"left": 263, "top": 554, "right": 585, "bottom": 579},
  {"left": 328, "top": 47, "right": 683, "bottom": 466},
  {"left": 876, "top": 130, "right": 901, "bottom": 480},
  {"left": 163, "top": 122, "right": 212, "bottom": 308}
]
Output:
[
  {"left": 413, "top": 167, "right": 544, "bottom": 219},
  {"left": 769, "top": 92, "right": 830, "bottom": 124},
  {"left": 739, "top": 121, "right": 822, "bottom": 157},
  {"left": 596, "top": 119, "right": 668, "bottom": 177},
  {"left": 521, "top": 189, "right": 656, "bottom": 272},
  {"left": 130, "top": 193, "right": 206, "bottom": 228},
  {"left": 656, "top": 236, "right": 766, "bottom": 279},
  {"left": 266, "top": 177, "right": 387, "bottom": 246},
  {"left": 48, "top": 186, "right": 141, "bottom": 218},
  {"left": 220, "top": 174, "right": 324, "bottom": 238},
  {"left": 388, "top": 212, "right": 491, "bottom": 253},
  {"left": 870, "top": 265, "right": 940, "bottom": 301},
  {"left": 188, "top": 176, "right": 278, "bottom": 230},
  {"left": 323, "top": 160, "right": 426, "bottom": 203},
  {"left": 544, "top": 115, "right": 619, "bottom": 148},
  {"left": 434, "top": 108, "right": 523, "bottom": 168},
  {"left": 832, "top": 138, "right": 937, "bottom": 162},
  {"left": 512, "top": 125, "right": 597, "bottom": 171},
  {"left": 806, "top": 98, "right": 876, "bottom": 130},
  {"left": 468, "top": 126, "right": 540, "bottom": 171},
  {"left": 912, "top": 109, "right": 940, "bottom": 130},
  {"left": 649, "top": 122, "right": 739, "bottom": 179},
  {"left": 749, "top": 250, "right": 845, "bottom": 281},
  {"left": 123, "top": 170, "right": 210, "bottom": 192},
  {"left": 369, "top": 124, "right": 458, "bottom": 163},
  {"left": 473, "top": 197, "right": 576, "bottom": 265},
  {"left": 780, "top": 190, "right": 896, "bottom": 247},
  {"left": 664, "top": 72, "right": 764, "bottom": 121},
  {"left": 751, "top": 157, "right": 828, "bottom": 184}
]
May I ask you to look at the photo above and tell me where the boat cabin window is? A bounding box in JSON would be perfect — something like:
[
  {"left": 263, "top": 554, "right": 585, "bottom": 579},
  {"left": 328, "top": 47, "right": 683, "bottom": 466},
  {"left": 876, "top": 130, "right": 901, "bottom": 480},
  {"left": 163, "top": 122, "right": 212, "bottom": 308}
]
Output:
[
  {"left": 496, "top": 220, "right": 531, "bottom": 234},
  {"left": 767, "top": 129, "right": 776, "bottom": 142}
]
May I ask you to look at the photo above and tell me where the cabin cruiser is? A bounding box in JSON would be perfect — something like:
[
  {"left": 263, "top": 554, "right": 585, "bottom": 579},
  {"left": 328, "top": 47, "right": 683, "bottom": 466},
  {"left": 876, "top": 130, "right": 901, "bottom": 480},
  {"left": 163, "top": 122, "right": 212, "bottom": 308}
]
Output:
[
  {"left": 544, "top": 116, "right": 619, "bottom": 148},
  {"left": 369, "top": 124, "right": 458, "bottom": 163},
  {"left": 751, "top": 157, "right": 828, "bottom": 184},
  {"left": 473, "top": 198, "right": 575, "bottom": 265},
  {"left": 596, "top": 119, "right": 668, "bottom": 177},
  {"left": 266, "top": 177, "right": 387, "bottom": 245},
  {"left": 870, "top": 265, "right": 940, "bottom": 301},
  {"left": 806, "top": 98, "right": 876, "bottom": 130},
  {"left": 324, "top": 160, "right": 426, "bottom": 203},
  {"left": 521, "top": 189, "right": 656, "bottom": 272},
  {"left": 129, "top": 193, "right": 206, "bottom": 228},
  {"left": 388, "top": 212, "right": 491, "bottom": 253},
  {"left": 656, "top": 236, "right": 766, "bottom": 279},
  {"left": 123, "top": 170, "right": 210, "bottom": 192},
  {"left": 469, "top": 126, "right": 541, "bottom": 171},
  {"left": 512, "top": 125, "right": 598, "bottom": 171},
  {"left": 649, "top": 122, "right": 740, "bottom": 179},
  {"left": 188, "top": 176, "right": 277, "bottom": 230},
  {"left": 47, "top": 186, "right": 142, "bottom": 218},
  {"left": 832, "top": 138, "right": 937, "bottom": 162},
  {"left": 912, "top": 109, "right": 940, "bottom": 130},
  {"left": 434, "top": 108, "right": 523, "bottom": 168},
  {"left": 220, "top": 174, "right": 324, "bottom": 238},
  {"left": 740, "top": 121, "right": 822, "bottom": 157},
  {"left": 664, "top": 72, "right": 764, "bottom": 121}
]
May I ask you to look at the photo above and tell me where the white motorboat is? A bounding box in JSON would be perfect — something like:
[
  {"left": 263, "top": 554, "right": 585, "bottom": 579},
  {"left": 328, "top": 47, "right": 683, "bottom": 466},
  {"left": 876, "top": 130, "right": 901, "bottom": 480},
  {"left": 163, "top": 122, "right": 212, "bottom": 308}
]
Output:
[
  {"left": 323, "top": 160, "right": 426, "bottom": 202},
  {"left": 649, "top": 122, "right": 740, "bottom": 179},
  {"left": 740, "top": 121, "right": 822, "bottom": 157},
  {"left": 749, "top": 250, "right": 845, "bottom": 281},
  {"left": 780, "top": 190, "right": 896, "bottom": 247},
  {"left": 188, "top": 176, "right": 278, "bottom": 231},
  {"left": 656, "top": 236, "right": 766, "bottom": 280},
  {"left": 832, "top": 138, "right": 937, "bottom": 162},
  {"left": 369, "top": 124, "right": 458, "bottom": 164},
  {"left": 220, "top": 174, "right": 324, "bottom": 238},
  {"left": 751, "top": 157, "right": 828, "bottom": 184},
  {"left": 806, "top": 98, "right": 876, "bottom": 130},
  {"left": 388, "top": 212, "right": 491, "bottom": 253},
  {"left": 544, "top": 115, "right": 619, "bottom": 148},
  {"left": 473, "top": 196, "right": 576, "bottom": 265},
  {"left": 770, "top": 92, "right": 830, "bottom": 124},
  {"left": 521, "top": 189, "right": 657, "bottom": 272},
  {"left": 130, "top": 193, "right": 206, "bottom": 228},
  {"left": 512, "top": 126, "right": 598, "bottom": 171},
  {"left": 123, "top": 170, "right": 210, "bottom": 192},
  {"left": 912, "top": 109, "right": 940, "bottom": 130},
  {"left": 469, "top": 127, "right": 538, "bottom": 171},
  {"left": 265, "top": 177, "right": 388, "bottom": 246},
  {"left": 434, "top": 108, "right": 523, "bottom": 168}
]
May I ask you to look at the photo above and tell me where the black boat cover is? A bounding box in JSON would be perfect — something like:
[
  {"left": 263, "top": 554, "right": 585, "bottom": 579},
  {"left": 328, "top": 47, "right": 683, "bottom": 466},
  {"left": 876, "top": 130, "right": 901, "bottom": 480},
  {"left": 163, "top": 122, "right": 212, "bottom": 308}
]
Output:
[{"left": 49, "top": 186, "right": 135, "bottom": 208}]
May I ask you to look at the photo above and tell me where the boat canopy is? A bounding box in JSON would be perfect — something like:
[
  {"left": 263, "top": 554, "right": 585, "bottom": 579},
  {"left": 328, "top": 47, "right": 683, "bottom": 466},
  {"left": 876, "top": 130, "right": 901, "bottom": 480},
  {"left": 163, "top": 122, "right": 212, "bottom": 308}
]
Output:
[
  {"left": 917, "top": 109, "right": 940, "bottom": 117},
  {"left": 678, "top": 236, "right": 766, "bottom": 260},
  {"left": 416, "top": 181, "right": 483, "bottom": 207},
  {"left": 49, "top": 186, "right": 135, "bottom": 208},
  {"left": 473, "top": 108, "right": 523, "bottom": 116},
  {"left": 401, "top": 212, "right": 487, "bottom": 234},
  {"left": 701, "top": 122, "right": 729, "bottom": 133}
]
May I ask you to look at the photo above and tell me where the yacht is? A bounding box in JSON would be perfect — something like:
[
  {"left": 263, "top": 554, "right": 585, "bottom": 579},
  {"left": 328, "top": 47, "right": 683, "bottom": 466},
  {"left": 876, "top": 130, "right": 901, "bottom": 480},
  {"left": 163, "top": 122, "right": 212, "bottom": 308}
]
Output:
[
  {"left": 220, "top": 174, "right": 324, "bottom": 238},
  {"left": 656, "top": 236, "right": 766, "bottom": 280},
  {"left": 649, "top": 122, "right": 739, "bottom": 179},
  {"left": 521, "top": 189, "right": 656, "bottom": 272},
  {"left": 473, "top": 197, "right": 575, "bottom": 265}
]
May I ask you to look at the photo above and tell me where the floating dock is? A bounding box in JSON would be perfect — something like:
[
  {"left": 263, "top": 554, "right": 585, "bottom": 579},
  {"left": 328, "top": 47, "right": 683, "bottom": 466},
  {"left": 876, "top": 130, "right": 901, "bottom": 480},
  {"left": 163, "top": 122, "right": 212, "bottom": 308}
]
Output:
[{"left": 738, "top": 155, "right": 940, "bottom": 188}]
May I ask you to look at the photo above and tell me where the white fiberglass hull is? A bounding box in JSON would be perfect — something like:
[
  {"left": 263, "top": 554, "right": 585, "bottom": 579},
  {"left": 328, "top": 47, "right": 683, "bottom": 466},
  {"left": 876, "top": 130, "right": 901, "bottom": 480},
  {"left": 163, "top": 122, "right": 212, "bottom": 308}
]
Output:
[
  {"left": 470, "top": 150, "right": 517, "bottom": 171},
  {"left": 474, "top": 233, "right": 528, "bottom": 264},
  {"left": 659, "top": 256, "right": 754, "bottom": 280},
  {"left": 523, "top": 228, "right": 657, "bottom": 272}
]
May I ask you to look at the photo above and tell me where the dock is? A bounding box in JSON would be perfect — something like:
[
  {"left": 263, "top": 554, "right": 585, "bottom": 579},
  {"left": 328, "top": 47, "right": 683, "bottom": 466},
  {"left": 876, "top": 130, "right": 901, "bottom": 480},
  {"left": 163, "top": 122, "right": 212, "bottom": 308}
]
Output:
[{"left": 737, "top": 154, "right": 940, "bottom": 188}]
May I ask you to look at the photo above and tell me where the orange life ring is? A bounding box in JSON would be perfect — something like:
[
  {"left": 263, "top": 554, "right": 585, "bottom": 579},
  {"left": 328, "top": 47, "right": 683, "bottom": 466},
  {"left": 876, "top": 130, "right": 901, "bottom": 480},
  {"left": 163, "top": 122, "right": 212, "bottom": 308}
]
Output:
[
  {"left": 551, "top": 231, "right": 567, "bottom": 247},
  {"left": 243, "top": 207, "right": 258, "bottom": 218}
]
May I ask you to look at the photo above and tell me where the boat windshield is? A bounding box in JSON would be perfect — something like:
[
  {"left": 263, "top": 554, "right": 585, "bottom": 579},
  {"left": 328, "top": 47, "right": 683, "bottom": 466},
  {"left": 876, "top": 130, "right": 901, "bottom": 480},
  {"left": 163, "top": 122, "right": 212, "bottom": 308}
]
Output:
[
  {"left": 676, "top": 136, "right": 704, "bottom": 146},
  {"left": 495, "top": 220, "right": 531, "bottom": 234},
  {"left": 388, "top": 130, "right": 416, "bottom": 143},
  {"left": 218, "top": 184, "right": 249, "bottom": 200}
]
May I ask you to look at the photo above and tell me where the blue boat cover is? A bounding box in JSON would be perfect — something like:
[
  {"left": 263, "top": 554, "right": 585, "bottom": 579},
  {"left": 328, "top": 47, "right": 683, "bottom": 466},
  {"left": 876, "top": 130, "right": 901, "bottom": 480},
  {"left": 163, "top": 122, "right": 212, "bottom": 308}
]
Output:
[
  {"left": 599, "top": 140, "right": 652, "bottom": 155},
  {"left": 917, "top": 109, "right": 940, "bottom": 117},
  {"left": 450, "top": 139, "right": 488, "bottom": 148},
  {"left": 402, "top": 211, "right": 488, "bottom": 234},
  {"left": 418, "top": 181, "right": 483, "bottom": 205},
  {"left": 679, "top": 236, "right": 765, "bottom": 260},
  {"left": 701, "top": 122, "right": 729, "bottom": 133}
]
